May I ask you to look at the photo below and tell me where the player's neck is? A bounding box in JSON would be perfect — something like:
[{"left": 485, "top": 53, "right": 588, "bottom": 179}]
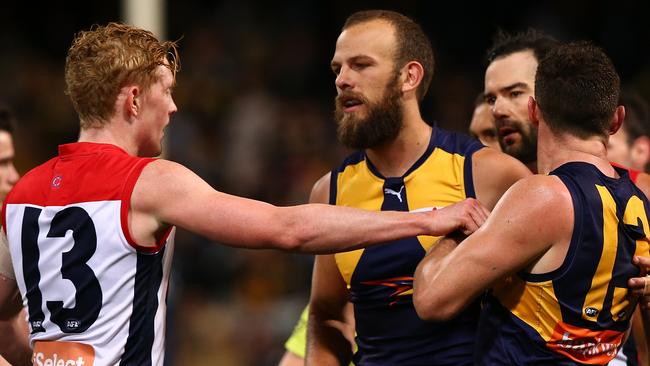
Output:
[
  {"left": 366, "top": 114, "right": 432, "bottom": 178},
  {"left": 537, "top": 131, "right": 612, "bottom": 176},
  {"left": 78, "top": 123, "right": 138, "bottom": 156}
]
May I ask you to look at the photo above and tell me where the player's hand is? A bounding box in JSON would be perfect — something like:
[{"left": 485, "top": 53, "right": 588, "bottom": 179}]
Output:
[
  {"left": 426, "top": 198, "right": 490, "bottom": 236},
  {"left": 629, "top": 256, "right": 650, "bottom": 309}
]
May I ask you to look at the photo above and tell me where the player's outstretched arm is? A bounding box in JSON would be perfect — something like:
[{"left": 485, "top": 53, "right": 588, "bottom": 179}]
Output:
[
  {"left": 413, "top": 175, "right": 572, "bottom": 321},
  {"left": 131, "top": 160, "right": 488, "bottom": 253}
]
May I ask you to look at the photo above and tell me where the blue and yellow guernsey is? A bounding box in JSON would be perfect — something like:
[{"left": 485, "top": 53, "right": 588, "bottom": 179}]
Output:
[
  {"left": 331, "top": 127, "right": 484, "bottom": 365},
  {"left": 477, "top": 162, "right": 650, "bottom": 365}
]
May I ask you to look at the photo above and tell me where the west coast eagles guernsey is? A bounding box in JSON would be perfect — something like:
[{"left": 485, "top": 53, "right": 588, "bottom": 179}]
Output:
[
  {"left": 2, "top": 142, "right": 175, "bottom": 366},
  {"left": 332, "top": 127, "right": 483, "bottom": 365},
  {"left": 477, "top": 162, "right": 650, "bottom": 365}
]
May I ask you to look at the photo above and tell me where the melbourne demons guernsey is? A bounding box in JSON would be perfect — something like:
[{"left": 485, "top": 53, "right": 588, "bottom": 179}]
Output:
[
  {"left": 332, "top": 127, "right": 483, "bottom": 365},
  {"left": 477, "top": 162, "right": 650, "bottom": 365},
  {"left": 2, "top": 142, "right": 175, "bottom": 366}
]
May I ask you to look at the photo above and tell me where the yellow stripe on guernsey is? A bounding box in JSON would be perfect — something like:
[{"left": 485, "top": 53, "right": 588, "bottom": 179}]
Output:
[
  {"left": 582, "top": 186, "right": 620, "bottom": 322},
  {"left": 626, "top": 195, "right": 650, "bottom": 269},
  {"left": 334, "top": 148, "right": 469, "bottom": 286},
  {"left": 492, "top": 186, "right": 636, "bottom": 343},
  {"left": 493, "top": 276, "right": 563, "bottom": 342}
]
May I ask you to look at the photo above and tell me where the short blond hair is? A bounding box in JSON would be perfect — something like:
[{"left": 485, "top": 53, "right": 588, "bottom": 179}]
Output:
[{"left": 65, "top": 22, "right": 179, "bottom": 128}]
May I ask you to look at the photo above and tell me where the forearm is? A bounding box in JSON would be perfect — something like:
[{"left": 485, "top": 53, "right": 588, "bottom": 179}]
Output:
[
  {"left": 0, "top": 309, "right": 31, "bottom": 366},
  {"left": 413, "top": 235, "right": 463, "bottom": 321},
  {"left": 634, "top": 306, "right": 650, "bottom": 365},
  {"left": 0, "top": 277, "right": 21, "bottom": 321},
  {"left": 281, "top": 203, "right": 431, "bottom": 254}
]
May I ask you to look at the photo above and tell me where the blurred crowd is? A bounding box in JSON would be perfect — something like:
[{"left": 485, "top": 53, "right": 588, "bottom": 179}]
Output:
[{"left": 0, "top": 1, "right": 649, "bottom": 365}]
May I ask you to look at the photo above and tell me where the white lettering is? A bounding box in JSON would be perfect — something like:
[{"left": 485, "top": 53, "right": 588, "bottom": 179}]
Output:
[
  {"left": 554, "top": 336, "right": 620, "bottom": 358},
  {"left": 32, "top": 352, "right": 88, "bottom": 366}
]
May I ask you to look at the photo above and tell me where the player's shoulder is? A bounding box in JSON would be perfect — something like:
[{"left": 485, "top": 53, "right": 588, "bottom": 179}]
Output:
[
  {"left": 473, "top": 148, "right": 532, "bottom": 184},
  {"left": 312, "top": 171, "right": 331, "bottom": 191},
  {"left": 504, "top": 174, "right": 571, "bottom": 209},
  {"left": 430, "top": 126, "right": 483, "bottom": 157},
  {"left": 473, "top": 147, "right": 528, "bottom": 171},
  {"left": 139, "top": 158, "right": 192, "bottom": 179},
  {"left": 470, "top": 147, "right": 532, "bottom": 209},
  {"left": 487, "top": 174, "right": 573, "bottom": 241},
  {"left": 309, "top": 171, "right": 332, "bottom": 204},
  {"left": 135, "top": 159, "right": 214, "bottom": 199}
]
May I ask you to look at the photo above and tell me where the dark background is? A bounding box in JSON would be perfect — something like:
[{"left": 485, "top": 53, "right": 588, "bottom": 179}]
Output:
[{"left": 1, "top": 1, "right": 648, "bottom": 364}]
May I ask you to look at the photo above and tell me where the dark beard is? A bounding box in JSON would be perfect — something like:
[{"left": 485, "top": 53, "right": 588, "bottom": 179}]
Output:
[
  {"left": 498, "top": 123, "right": 538, "bottom": 165},
  {"left": 335, "top": 76, "right": 403, "bottom": 150}
]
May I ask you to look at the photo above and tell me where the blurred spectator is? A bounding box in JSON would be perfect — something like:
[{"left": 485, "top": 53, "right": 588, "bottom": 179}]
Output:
[
  {"left": 469, "top": 93, "right": 501, "bottom": 150},
  {"left": 608, "top": 88, "right": 650, "bottom": 172}
]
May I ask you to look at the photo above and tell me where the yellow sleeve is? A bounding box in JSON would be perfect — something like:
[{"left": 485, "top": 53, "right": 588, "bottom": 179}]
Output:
[{"left": 284, "top": 305, "right": 309, "bottom": 358}]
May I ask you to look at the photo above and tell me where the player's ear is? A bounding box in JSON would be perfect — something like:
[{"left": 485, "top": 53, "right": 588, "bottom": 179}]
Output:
[
  {"left": 122, "top": 85, "right": 141, "bottom": 120},
  {"left": 401, "top": 61, "right": 424, "bottom": 95},
  {"left": 528, "top": 96, "right": 540, "bottom": 128},
  {"left": 609, "top": 105, "right": 625, "bottom": 135},
  {"left": 631, "top": 136, "right": 650, "bottom": 170}
]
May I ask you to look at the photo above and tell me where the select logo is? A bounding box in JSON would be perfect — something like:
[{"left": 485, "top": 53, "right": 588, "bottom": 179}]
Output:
[{"left": 33, "top": 341, "right": 95, "bottom": 366}]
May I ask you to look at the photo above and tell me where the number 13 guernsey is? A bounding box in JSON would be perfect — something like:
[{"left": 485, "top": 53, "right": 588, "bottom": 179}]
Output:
[{"left": 2, "top": 142, "right": 175, "bottom": 366}]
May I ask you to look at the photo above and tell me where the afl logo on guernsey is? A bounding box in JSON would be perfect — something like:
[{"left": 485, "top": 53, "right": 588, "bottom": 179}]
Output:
[
  {"left": 584, "top": 307, "right": 599, "bottom": 317},
  {"left": 52, "top": 175, "right": 63, "bottom": 188}
]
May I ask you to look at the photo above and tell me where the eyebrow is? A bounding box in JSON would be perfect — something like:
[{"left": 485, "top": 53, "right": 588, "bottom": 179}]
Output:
[
  {"left": 500, "top": 82, "right": 529, "bottom": 93},
  {"left": 330, "top": 55, "right": 375, "bottom": 69}
]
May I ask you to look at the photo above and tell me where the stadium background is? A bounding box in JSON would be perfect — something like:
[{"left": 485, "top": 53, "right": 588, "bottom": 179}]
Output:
[{"left": 0, "top": 1, "right": 648, "bottom": 364}]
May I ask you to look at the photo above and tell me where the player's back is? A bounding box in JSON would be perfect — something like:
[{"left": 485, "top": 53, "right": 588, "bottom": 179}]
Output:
[
  {"left": 477, "top": 162, "right": 650, "bottom": 365},
  {"left": 3, "top": 142, "right": 174, "bottom": 366}
]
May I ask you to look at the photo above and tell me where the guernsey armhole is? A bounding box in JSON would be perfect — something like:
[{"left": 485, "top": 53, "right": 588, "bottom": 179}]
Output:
[{"left": 119, "top": 158, "right": 170, "bottom": 253}]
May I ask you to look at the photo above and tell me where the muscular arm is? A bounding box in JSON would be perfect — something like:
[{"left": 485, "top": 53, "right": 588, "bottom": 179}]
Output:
[
  {"left": 0, "top": 307, "right": 30, "bottom": 366},
  {"left": 307, "top": 254, "right": 354, "bottom": 366},
  {"left": 130, "top": 160, "right": 487, "bottom": 253},
  {"left": 306, "top": 173, "right": 354, "bottom": 366},
  {"left": 413, "top": 175, "right": 573, "bottom": 321}
]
